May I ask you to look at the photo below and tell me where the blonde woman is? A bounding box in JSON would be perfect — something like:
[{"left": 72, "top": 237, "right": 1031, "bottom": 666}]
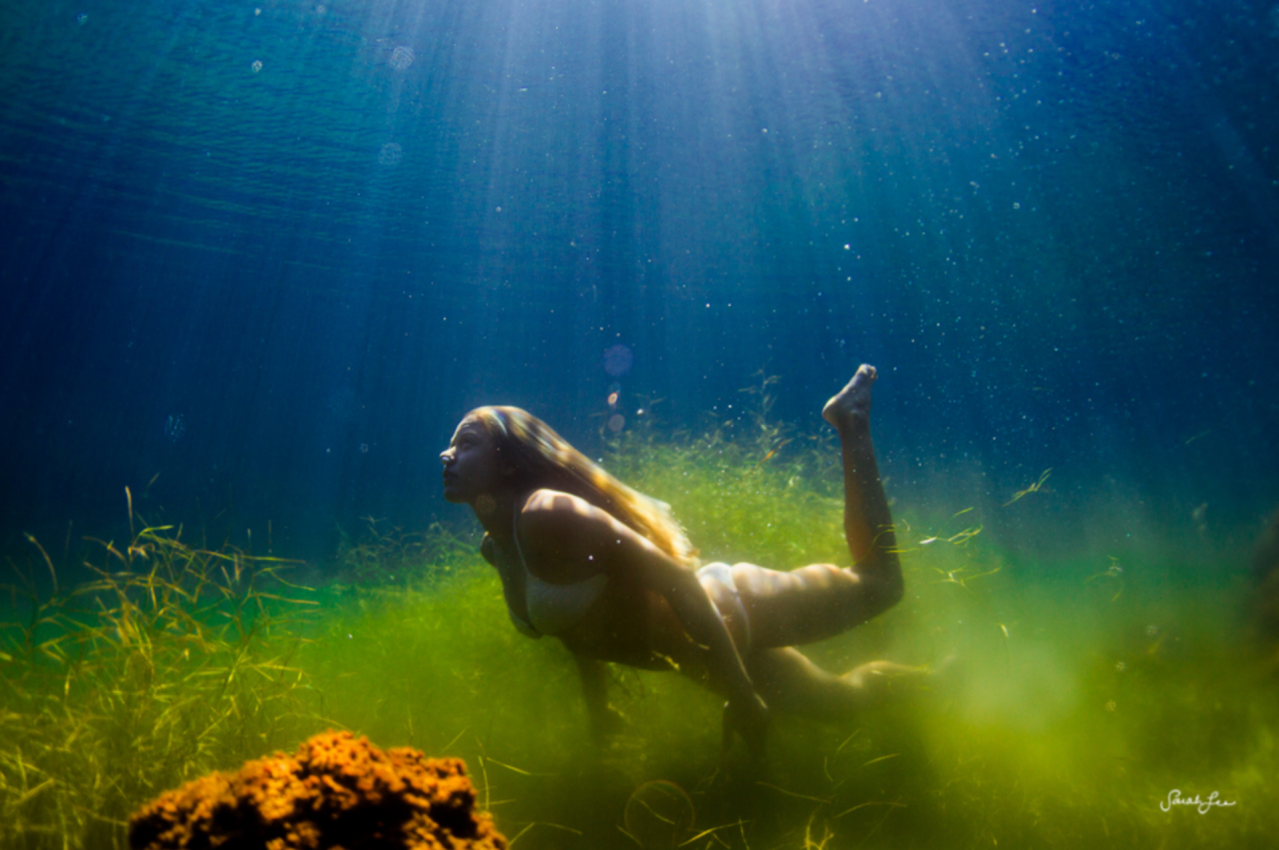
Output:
[{"left": 440, "top": 365, "right": 915, "bottom": 757}]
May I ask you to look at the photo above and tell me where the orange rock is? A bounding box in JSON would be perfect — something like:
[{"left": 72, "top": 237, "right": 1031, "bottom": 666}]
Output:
[{"left": 129, "top": 731, "right": 508, "bottom": 850}]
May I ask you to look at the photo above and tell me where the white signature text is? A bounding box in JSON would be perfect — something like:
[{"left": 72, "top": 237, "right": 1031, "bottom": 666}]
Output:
[{"left": 1160, "top": 789, "right": 1237, "bottom": 814}]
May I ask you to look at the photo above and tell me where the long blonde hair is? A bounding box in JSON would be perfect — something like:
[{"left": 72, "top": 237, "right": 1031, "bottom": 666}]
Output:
[{"left": 463, "top": 406, "right": 697, "bottom": 567}]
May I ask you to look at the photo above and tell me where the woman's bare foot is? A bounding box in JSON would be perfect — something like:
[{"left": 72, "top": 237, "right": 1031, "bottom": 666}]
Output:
[{"left": 822, "top": 364, "right": 877, "bottom": 429}]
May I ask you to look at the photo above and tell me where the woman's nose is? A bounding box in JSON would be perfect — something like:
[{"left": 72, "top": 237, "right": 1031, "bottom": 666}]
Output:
[{"left": 440, "top": 449, "right": 452, "bottom": 464}]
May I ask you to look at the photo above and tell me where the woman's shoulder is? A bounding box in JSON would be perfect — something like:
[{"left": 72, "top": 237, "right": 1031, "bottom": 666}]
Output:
[
  {"left": 520, "top": 488, "right": 594, "bottom": 515},
  {"left": 518, "top": 489, "right": 618, "bottom": 541}
]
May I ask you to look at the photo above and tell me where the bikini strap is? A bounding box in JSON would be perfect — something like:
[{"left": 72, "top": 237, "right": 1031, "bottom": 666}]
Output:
[{"left": 512, "top": 497, "right": 528, "bottom": 571}]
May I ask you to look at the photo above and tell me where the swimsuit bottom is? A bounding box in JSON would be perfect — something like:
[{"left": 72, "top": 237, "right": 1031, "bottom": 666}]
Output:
[{"left": 697, "top": 562, "right": 753, "bottom": 654}]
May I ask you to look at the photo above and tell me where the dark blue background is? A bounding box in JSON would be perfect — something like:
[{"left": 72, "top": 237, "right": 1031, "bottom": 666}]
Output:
[{"left": 2, "top": 0, "right": 1277, "bottom": 570}]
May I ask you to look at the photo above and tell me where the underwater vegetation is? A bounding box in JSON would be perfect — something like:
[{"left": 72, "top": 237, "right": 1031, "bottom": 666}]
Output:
[
  {"left": 2, "top": 413, "right": 1278, "bottom": 849},
  {"left": 331, "top": 517, "right": 476, "bottom": 590},
  {"left": 128, "top": 730, "right": 507, "bottom": 850},
  {"left": 0, "top": 521, "right": 317, "bottom": 849}
]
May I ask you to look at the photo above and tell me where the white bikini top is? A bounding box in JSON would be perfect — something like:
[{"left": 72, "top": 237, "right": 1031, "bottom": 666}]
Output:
[{"left": 494, "top": 501, "right": 610, "bottom": 639}]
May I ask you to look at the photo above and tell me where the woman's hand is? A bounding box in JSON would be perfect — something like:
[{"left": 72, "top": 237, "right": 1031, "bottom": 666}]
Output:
[
  {"left": 589, "top": 703, "right": 627, "bottom": 745},
  {"left": 575, "top": 654, "right": 627, "bottom": 744}
]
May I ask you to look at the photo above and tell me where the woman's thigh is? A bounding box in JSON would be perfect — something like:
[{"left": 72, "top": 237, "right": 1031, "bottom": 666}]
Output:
[
  {"left": 745, "top": 647, "right": 858, "bottom": 721},
  {"left": 729, "top": 561, "right": 869, "bottom": 648}
]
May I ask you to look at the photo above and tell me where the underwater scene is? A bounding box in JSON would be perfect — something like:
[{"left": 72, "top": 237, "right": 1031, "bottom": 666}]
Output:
[{"left": 2, "top": 0, "right": 1278, "bottom": 847}]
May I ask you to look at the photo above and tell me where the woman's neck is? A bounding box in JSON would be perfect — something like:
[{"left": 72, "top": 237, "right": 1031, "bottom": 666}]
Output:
[{"left": 471, "top": 489, "right": 522, "bottom": 540}]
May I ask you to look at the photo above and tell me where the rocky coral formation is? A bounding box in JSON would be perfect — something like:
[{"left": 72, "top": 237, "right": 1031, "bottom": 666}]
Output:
[{"left": 129, "top": 730, "right": 508, "bottom": 850}]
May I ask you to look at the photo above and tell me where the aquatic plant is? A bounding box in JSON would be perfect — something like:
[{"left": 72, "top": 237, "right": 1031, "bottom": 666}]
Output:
[
  {"left": 332, "top": 517, "right": 476, "bottom": 588},
  {"left": 128, "top": 730, "right": 508, "bottom": 850},
  {"left": 0, "top": 522, "right": 319, "bottom": 849}
]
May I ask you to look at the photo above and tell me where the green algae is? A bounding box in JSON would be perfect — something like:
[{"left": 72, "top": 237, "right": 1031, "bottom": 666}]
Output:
[{"left": 2, "top": 425, "right": 1276, "bottom": 849}]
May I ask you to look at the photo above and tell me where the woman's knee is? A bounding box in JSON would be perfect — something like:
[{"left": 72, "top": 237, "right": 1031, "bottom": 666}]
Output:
[
  {"left": 843, "top": 559, "right": 902, "bottom": 627},
  {"left": 869, "top": 566, "right": 904, "bottom": 614}
]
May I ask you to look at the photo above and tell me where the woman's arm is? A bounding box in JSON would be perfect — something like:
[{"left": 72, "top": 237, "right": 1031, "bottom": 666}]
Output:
[
  {"left": 574, "top": 653, "right": 626, "bottom": 743},
  {"left": 520, "top": 490, "right": 769, "bottom": 752}
]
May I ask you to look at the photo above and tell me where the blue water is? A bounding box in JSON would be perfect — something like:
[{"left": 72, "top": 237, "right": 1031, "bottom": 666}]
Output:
[{"left": 2, "top": 0, "right": 1276, "bottom": 570}]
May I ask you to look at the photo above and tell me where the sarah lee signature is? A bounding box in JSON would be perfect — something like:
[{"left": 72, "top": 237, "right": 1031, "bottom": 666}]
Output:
[{"left": 1160, "top": 789, "right": 1237, "bottom": 814}]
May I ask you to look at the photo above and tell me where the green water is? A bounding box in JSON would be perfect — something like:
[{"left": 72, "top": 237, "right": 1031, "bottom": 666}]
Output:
[{"left": 2, "top": 430, "right": 1275, "bottom": 849}]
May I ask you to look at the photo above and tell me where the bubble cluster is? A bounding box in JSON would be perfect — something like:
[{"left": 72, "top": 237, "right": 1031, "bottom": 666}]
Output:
[
  {"left": 251, "top": 59, "right": 263, "bottom": 73},
  {"left": 389, "top": 45, "right": 414, "bottom": 71}
]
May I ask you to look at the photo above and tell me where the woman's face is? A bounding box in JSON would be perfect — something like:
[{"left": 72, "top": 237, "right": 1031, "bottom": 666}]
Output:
[{"left": 440, "top": 417, "right": 506, "bottom": 505}]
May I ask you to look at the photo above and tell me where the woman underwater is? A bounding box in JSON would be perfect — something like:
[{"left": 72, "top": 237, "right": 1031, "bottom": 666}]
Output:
[{"left": 440, "top": 364, "right": 920, "bottom": 756}]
